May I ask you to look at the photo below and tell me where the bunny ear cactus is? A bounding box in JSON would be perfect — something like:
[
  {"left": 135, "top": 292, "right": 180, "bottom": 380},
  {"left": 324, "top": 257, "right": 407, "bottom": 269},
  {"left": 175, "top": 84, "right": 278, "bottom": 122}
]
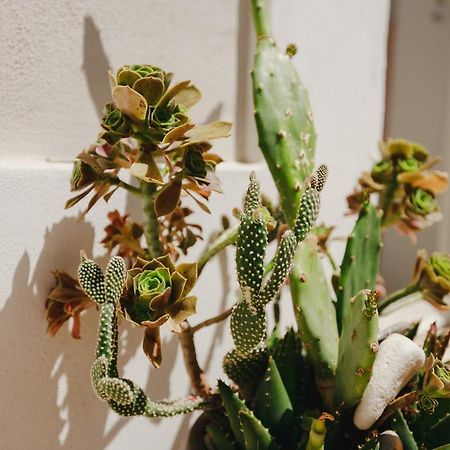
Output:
[
  {"left": 230, "top": 167, "right": 326, "bottom": 358},
  {"left": 78, "top": 254, "right": 205, "bottom": 417}
]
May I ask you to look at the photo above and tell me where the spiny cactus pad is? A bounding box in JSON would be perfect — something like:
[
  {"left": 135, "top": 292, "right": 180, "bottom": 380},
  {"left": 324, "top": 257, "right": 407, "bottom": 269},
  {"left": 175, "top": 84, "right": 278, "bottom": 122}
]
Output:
[
  {"left": 336, "top": 203, "right": 382, "bottom": 332},
  {"left": 334, "top": 289, "right": 379, "bottom": 409},
  {"left": 231, "top": 300, "right": 267, "bottom": 355},
  {"left": 78, "top": 255, "right": 205, "bottom": 417}
]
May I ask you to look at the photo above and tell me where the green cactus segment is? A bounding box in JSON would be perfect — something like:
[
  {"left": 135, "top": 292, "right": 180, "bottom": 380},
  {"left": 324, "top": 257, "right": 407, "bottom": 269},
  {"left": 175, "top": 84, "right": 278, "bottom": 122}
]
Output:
[
  {"left": 205, "top": 423, "right": 238, "bottom": 450},
  {"left": 306, "top": 417, "right": 327, "bottom": 450},
  {"left": 251, "top": 0, "right": 316, "bottom": 227},
  {"left": 253, "top": 357, "right": 293, "bottom": 438},
  {"left": 271, "top": 329, "right": 302, "bottom": 407},
  {"left": 293, "top": 187, "right": 321, "bottom": 242},
  {"left": 105, "top": 256, "right": 127, "bottom": 303},
  {"left": 290, "top": 240, "right": 339, "bottom": 382},
  {"left": 223, "top": 348, "right": 269, "bottom": 399},
  {"left": 334, "top": 289, "right": 379, "bottom": 409},
  {"left": 78, "top": 255, "right": 205, "bottom": 418},
  {"left": 235, "top": 175, "right": 270, "bottom": 307},
  {"left": 257, "top": 230, "right": 297, "bottom": 306},
  {"left": 336, "top": 203, "right": 382, "bottom": 332},
  {"left": 244, "top": 172, "right": 262, "bottom": 214},
  {"left": 239, "top": 410, "right": 274, "bottom": 450},
  {"left": 78, "top": 255, "right": 106, "bottom": 304},
  {"left": 231, "top": 301, "right": 267, "bottom": 355}
]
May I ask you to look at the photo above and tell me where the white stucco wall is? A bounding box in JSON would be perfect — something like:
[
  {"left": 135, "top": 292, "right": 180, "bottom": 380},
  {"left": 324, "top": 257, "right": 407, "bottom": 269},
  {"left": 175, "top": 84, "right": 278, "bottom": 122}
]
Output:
[{"left": 1, "top": 1, "right": 390, "bottom": 449}]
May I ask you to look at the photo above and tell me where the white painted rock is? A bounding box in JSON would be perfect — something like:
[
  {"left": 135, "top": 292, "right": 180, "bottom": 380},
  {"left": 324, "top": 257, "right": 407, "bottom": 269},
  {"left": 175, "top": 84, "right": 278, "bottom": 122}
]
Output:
[{"left": 354, "top": 333, "right": 425, "bottom": 430}]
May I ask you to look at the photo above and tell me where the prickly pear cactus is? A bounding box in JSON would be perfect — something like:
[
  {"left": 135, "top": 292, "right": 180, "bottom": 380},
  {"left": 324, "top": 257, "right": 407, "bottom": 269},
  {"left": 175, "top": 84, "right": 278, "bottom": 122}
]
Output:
[
  {"left": 336, "top": 203, "right": 382, "bottom": 332},
  {"left": 251, "top": 0, "right": 316, "bottom": 227},
  {"left": 334, "top": 289, "right": 379, "bottom": 409},
  {"left": 78, "top": 254, "right": 205, "bottom": 417}
]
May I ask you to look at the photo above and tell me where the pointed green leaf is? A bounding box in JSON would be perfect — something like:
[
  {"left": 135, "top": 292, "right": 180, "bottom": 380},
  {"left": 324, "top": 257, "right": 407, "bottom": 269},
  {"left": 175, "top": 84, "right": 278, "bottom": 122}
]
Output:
[
  {"left": 253, "top": 357, "right": 293, "bottom": 440},
  {"left": 239, "top": 410, "right": 272, "bottom": 450}
]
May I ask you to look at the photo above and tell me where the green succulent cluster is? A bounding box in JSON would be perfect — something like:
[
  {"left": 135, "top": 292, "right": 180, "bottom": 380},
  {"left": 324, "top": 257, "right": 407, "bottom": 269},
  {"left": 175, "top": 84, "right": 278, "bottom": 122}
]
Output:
[
  {"left": 347, "top": 137, "right": 448, "bottom": 236},
  {"left": 121, "top": 255, "right": 198, "bottom": 367},
  {"left": 78, "top": 254, "right": 205, "bottom": 417}
]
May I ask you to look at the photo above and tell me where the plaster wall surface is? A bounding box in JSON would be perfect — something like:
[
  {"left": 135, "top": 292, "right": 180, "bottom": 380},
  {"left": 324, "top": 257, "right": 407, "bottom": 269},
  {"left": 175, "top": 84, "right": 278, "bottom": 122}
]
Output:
[{"left": 0, "top": 1, "right": 390, "bottom": 449}]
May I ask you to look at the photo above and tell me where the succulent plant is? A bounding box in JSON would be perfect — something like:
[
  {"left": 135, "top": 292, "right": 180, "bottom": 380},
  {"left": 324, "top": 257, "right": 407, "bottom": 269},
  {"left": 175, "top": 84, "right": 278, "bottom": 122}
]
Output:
[
  {"left": 46, "top": 2, "right": 450, "bottom": 449},
  {"left": 413, "top": 250, "right": 450, "bottom": 309},
  {"left": 78, "top": 254, "right": 205, "bottom": 417},
  {"left": 120, "top": 254, "right": 198, "bottom": 367},
  {"left": 45, "top": 270, "right": 93, "bottom": 339}
]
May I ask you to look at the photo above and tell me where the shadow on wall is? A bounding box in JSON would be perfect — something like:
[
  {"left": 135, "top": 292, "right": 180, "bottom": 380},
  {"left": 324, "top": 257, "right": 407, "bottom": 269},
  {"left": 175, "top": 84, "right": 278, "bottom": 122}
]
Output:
[
  {"left": 83, "top": 16, "right": 111, "bottom": 119},
  {"left": 0, "top": 215, "right": 181, "bottom": 449}
]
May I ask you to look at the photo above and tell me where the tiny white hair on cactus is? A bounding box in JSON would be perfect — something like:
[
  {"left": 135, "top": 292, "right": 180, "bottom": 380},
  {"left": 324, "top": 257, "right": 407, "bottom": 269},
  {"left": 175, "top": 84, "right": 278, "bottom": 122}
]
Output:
[{"left": 353, "top": 333, "right": 425, "bottom": 430}]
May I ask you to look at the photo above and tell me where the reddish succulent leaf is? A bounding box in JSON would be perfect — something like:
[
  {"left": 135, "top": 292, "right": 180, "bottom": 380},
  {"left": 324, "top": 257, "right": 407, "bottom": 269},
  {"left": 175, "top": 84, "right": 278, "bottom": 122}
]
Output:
[
  {"left": 142, "top": 327, "right": 162, "bottom": 368},
  {"left": 154, "top": 178, "right": 182, "bottom": 217}
]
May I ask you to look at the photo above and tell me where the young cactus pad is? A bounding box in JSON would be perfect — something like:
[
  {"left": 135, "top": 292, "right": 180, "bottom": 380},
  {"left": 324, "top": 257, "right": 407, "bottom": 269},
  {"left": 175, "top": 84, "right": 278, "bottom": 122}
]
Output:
[
  {"left": 336, "top": 203, "right": 382, "bottom": 333},
  {"left": 334, "top": 289, "right": 379, "bottom": 409},
  {"left": 251, "top": 0, "right": 316, "bottom": 226},
  {"left": 78, "top": 254, "right": 205, "bottom": 417}
]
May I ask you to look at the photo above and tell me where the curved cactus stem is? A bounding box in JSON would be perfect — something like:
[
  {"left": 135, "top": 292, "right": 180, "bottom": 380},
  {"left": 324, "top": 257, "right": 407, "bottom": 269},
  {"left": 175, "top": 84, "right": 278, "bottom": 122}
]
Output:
[
  {"left": 78, "top": 255, "right": 206, "bottom": 418},
  {"left": 257, "top": 230, "right": 297, "bottom": 307},
  {"left": 251, "top": 0, "right": 316, "bottom": 227},
  {"left": 336, "top": 203, "right": 382, "bottom": 333},
  {"left": 290, "top": 239, "right": 339, "bottom": 403},
  {"left": 334, "top": 289, "right": 379, "bottom": 409},
  {"left": 293, "top": 187, "right": 321, "bottom": 242},
  {"left": 235, "top": 175, "right": 269, "bottom": 307}
]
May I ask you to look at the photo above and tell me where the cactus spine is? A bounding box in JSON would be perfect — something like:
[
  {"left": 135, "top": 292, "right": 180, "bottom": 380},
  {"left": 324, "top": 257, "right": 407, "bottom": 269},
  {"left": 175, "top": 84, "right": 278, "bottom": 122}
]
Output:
[
  {"left": 78, "top": 255, "right": 205, "bottom": 417},
  {"left": 251, "top": 0, "right": 316, "bottom": 226},
  {"left": 334, "top": 289, "right": 379, "bottom": 409},
  {"left": 336, "top": 203, "right": 382, "bottom": 332}
]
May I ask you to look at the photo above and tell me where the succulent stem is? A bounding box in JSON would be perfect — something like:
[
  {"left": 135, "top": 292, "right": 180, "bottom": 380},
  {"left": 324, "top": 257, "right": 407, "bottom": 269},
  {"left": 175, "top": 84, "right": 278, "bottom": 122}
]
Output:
[
  {"left": 102, "top": 173, "right": 142, "bottom": 197},
  {"left": 197, "top": 224, "right": 238, "bottom": 275},
  {"left": 178, "top": 322, "right": 212, "bottom": 397},
  {"left": 251, "top": 0, "right": 272, "bottom": 37},
  {"left": 378, "top": 284, "right": 420, "bottom": 312},
  {"left": 190, "top": 307, "right": 233, "bottom": 334},
  {"left": 141, "top": 181, "right": 163, "bottom": 258}
]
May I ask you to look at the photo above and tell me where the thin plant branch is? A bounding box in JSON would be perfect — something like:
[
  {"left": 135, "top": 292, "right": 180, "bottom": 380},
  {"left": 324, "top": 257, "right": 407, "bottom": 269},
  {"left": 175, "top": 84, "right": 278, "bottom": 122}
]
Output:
[
  {"left": 178, "top": 321, "right": 212, "bottom": 398},
  {"left": 191, "top": 307, "right": 233, "bottom": 334},
  {"left": 197, "top": 224, "right": 238, "bottom": 274}
]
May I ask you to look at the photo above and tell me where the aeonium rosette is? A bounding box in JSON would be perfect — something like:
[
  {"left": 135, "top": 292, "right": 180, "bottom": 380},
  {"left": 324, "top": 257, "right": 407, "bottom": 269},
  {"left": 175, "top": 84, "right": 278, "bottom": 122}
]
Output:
[
  {"left": 120, "top": 254, "right": 198, "bottom": 368},
  {"left": 422, "top": 354, "right": 450, "bottom": 399},
  {"left": 412, "top": 250, "right": 450, "bottom": 309}
]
